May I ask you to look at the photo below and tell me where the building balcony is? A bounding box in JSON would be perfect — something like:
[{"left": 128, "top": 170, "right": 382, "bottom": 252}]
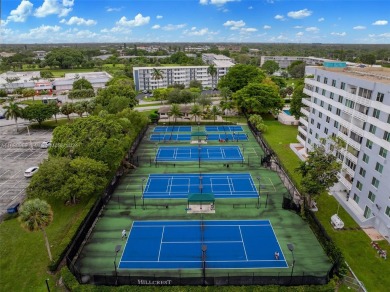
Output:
[
  {"left": 338, "top": 174, "right": 352, "bottom": 191},
  {"left": 297, "top": 134, "right": 306, "bottom": 146},
  {"left": 298, "top": 125, "right": 307, "bottom": 135},
  {"left": 302, "top": 98, "right": 311, "bottom": 107},
  {"left": 301, "top": 107, "right": 310, "bottom": 116},
  {"left": 353, "top": 110, "right": 368, "bottom": 122},
  {"left": 299, "top": 117, "right": 308, "bottom": 127}
]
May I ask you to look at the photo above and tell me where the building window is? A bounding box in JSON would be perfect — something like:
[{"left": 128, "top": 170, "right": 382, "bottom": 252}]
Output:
[
  {"left": 311, "top": 118, "right": 314, "bottom": 124},
  {"left": 368, "top": 191, "right": 376, "bottom": 202},
  {"left": 317, "top": 123, "right": 321, "bottom": 129},
  {"left": 314, "top": 97, "right": 317, "bottom": 104},
  {"left": 345, "top": 99, "right": 354, "bottom": 109},
  {"left": 319, "top": 112, "right": 322, "bottom": 118},
  {"left": 317, "top": 75, "right": 320, "bottom": 82},
  {"left": 358, "top": 87, "right": 372, "bottom": 99},
  {"left": 332, "top": 79, "right": 336, "bottom": 87},
  {"left": 362, "top": 153, "right": 369, "bottom": 163},
  {"left": 376, "top": 92, "right": 384, "bottom": 102},
  {"left": 334, "top": 121, "right": 339, "bottom": 128},
  {"left": 336, "top": 108, "right": 341, "bottom": 116},
  {"left": 385, "top": 206, "right": 390, "bottom": 217},
  {"left": 326, "top": 116, "right": 330, "bottom": 123},
  {"left": 315, "top": 87, "right": 319, "bottom": 93},
  {"left": 375, "top": 162, "right": 383, "bottom": 174},
  {"left": 371, "top": 177, "right": 380, "bottom": 188},
  {"left": 324, "top": 77, "right": 328, "bottom": 84},
  {"left": 330, "top": 92, "right": 334, "bottom": 99},
  {"left": 387, "top": 114, "right": 390, "bottom": 124},
  {"left": 356, "top": 181, "right": 363, "bottom": 191},
  {"left": 309, "top": 129, "right": 313, "bottom": 134},
  {"left": 340, "top": 82, "right": 346, "bottom": 90},
  {"left": 353, "top": 193, "right": 360, "bottom": 203},
  {"left": 315, "top": 133, "right": 319, "bottom": 139},
  {"left": 379, "top": 147, "right": 388, "bottom": 158},
  {"left": 383, "top": 131, "right": 390, "bottom": 142},
  {"left": 308, "top": 138, "right": 311, "bottom": 144},
  {"left": 359, "top": 167, "right": 366, "bottom": 177},
  {"left": 366, "top": 139, "right": 373, "bottom": 149},
  {"left": 372, "top": 109, "right": 380, "bottom": 119},
  {"left": 364, "top": 206, "right": 371, "bottom": 219},
  {"left": 338, "top": 95, "right": 343, "bottom": 103},
  {"left": 328, "top": 104, "right": 332, "bottom": 111},
  {"left": 322, "top": 89, "right": 326, "bottom": 96},
  {"left": 368, "top": 124, "right": 376, "bottom": 134},
  {"left": 320, "top": 100, "right": 324, "bottom": 107},
  {"left": 324, "top": 128, "right": 328, "bottom": 134}
]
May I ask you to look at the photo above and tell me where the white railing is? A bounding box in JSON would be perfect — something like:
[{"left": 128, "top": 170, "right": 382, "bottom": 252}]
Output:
[
  {"left": 301, "top": 107, "right": 310, "bottom": 116},
  {"left": 339, "top": 175, "right": 352, "bottom": 190},
  {"left": 299, "top": 117, "right": 308, "bottom": 127},
  {"left": 302, "top": 98, "right": 311, "bottom": 107}
]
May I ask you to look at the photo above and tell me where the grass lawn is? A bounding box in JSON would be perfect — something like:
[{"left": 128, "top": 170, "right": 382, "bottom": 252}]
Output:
[
  {"left": 0, "top": 198, "right": 94, "bottom": 291},
  {"left": 260, "top": 115, "right": 390, "bottom": 292}
]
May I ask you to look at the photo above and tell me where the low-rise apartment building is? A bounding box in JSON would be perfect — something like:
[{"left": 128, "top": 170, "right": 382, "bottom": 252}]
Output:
[{"left": 297, "top": 62, "right": 390, "bottom": 240}]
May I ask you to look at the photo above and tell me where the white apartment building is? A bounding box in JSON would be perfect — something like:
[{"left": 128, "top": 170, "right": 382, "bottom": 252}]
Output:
[
  {"left": 297, "top": 62, "right": 390, "bottom": 240},
  {"left": 260, "top": 56, "right": 335, "bottom": 69},
  {"left": 202, "top": 53, "right": 234, "bottom": 65}
]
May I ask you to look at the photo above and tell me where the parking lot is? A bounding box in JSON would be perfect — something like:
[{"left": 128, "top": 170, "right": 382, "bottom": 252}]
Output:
[{"left": 0, "top": 125, "right": 52, "bottom": 218}]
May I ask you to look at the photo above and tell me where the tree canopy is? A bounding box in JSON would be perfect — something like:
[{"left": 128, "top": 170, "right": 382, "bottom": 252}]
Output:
[
  {"left": 217, "top": 64, "right": 266, "bottom": 92},
  {"left": 95, "top": 84, "right": 138, "bottom": 110},
  {"left": 233, "top": 82, "right": 284, "bottom": 115},
  {"left": 262, "top": 60, "right": 280, "bottom": 75},
  {"left": 44, "top": 48, "right": 85, "bottom": 69},
  {"left": 72, "top": 78, "right": 93, "bottom": 90},
  {"left": 287, "top": 61, "right": 306, "bottom": 78},
  {"left": 22, "top": 103, "right": 58, "bottom": 126}
]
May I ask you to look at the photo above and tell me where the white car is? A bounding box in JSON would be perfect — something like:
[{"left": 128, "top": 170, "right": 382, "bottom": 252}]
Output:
[
  {"left": 24, "top": 167, "right": 39, "bottom": 178},
  {"left": 40, "top": 141, "right": 51, "bottom": 149}
]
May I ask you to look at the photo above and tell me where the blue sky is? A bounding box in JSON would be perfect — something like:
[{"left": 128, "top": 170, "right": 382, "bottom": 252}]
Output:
[{"left": 1, "top": 0, "right": 389, "bottom": 44}]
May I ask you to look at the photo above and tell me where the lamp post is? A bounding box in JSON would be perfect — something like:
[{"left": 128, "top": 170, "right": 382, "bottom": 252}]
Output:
[
  {"left": 114, "top": 245, "right": 122, "bottom": 285},
  {"left": 141, "top": 178, "right": 146, "bottom": 208},
  {"left": 45, "top": 279, "right": 50, "bottom": 292},
  {"left": 256, "top": 176, "right": 261, "bottom": 208},
  {"left": 201, "top": 244, "right": 207, "bottom": 285},
  {"left": 287, "top": 243, "right": 295, "bottom": 282}
]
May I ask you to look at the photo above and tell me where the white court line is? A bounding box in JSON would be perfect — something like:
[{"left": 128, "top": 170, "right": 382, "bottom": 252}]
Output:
[
  {"left": 163, "top": 241, "right": 243, "bottom": 244},
  {"left": 228, "top": 177, "right": 235, "bottom": 194},
  {"left": 239, "top": 226, "right": 248, "bottom": 261},
  {"left": 158, "top": 226, "right": 165, "bottom": 262},
  {"left": 165, "top": 178, "right": 171, "bottom": 193},
  {"left": 221, "top": 148, "right": 226, "bottom": 159},
  {"left": 227, "top": 177, "right": 233, "bottom": 195}
]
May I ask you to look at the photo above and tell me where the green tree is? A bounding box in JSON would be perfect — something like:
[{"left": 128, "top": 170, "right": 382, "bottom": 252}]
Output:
[
  {"left": 151, "top": 68, "right": 164, "bottom": 89},
  {"left": 3, "top": 102, "right": 23, "bottom": 131},
  {"left": 19, "top": 199, "right": 54, "bottom": 261},
  {"left": 106, "top": 96, "right": 130, "bottom": 114},
  {"left": 262, "top": 60, "right": 280, "bottom": 75},
  {"left": 22, "top": 104, "right": 56, "bottom": 126},
  {"left": 270, "top": 76, "right": 287, "bottom": 89},
  {"left": 95, "top": 85, "right": 138, "bottom": 109},
  {"left": 359, "top": 54, "right": 376, "bottom": 65},
  {"left": 207, "top": 64, "right": 218, "bottom": 89},
  {"left": 210, "top": 105, "right": 221, "bottom": 124},
  {"left": 287, "top": 61, "right": 306, "bottom": 78},
  {"left": 44, "top": 48, "right": 85, "bottom": 69},
  {"left": 73, "top": 102, "right": 86, "bottom": 117},
  {"left": 290, "top": 84, "right": 307, "bottom": 119},
  {"left": 167, "top": 88, "right": 182, "bottom": 104},
  {"left": 218, "top": 64, "right": 266, "bottom": 92},
  {"left": 248, "top": 114, "right": 268, "bottom": 133},
  {"left": 190, "top": 104, "right": 202, "bottom": 123},
  {"left": 60, "top": 103, "right": 74, "bottom": 121},
  {"left": 297, "top": 143, "right": 342, "bottom": 207},
  {"left": 168, "top": 104, "right": 182, "bottom": 123},
  {"left": 233, "top": 82, "right": 284, "bottom": 115},
  {"left": 189, "top": 79, "right": 203, "bottom": 90},
  {"left": 72, "top": 78, "right": 93, "bottom": 90},
  {"left": 197, "top": 95, "right": 212, "bottom": 110},
  {"left": 49, "top": 103, "right": 60, "bottom": 123},
  {"left": 40, "top": 71, "right": 54, "bottom": 79}
]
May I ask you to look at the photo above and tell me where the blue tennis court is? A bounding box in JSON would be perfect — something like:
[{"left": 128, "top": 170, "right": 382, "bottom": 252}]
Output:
[
  {"left": 156, "top": 146, "right": 243, "bottom": 162},
  {"left": 207, "top": 133, "right": 248, "bottom": 141},
  {"left": 154, "top": 126, "right": 192, "bottom": 132},
  {"left": 118, "top": 220, "right": 288, "bottom": 269},
  {"left": 205, "top": 125, "right": 243, "bottom": 132},
  {"left": 143, "top": 173, "right": 258, "bottom": 199},
  {"left": 150, "top": 134, "right": 191, "bottom": 142}
]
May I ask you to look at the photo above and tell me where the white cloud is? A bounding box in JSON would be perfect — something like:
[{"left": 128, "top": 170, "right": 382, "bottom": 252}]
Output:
[
  {"left": 263, "top": 25, "right": 271, "bottom": 30},
  {"left": 152, "top": 24, "right": 161, "bottom": 29},
  {"left": 7, "top": 0, "right": 33, "bottom": 23},
  {"left": 241, "top": 27, "right": 257, "bottom": 33},
  {"left": 223, "top": 20, "right": 246, "bottom": 30},
  {"left": 156, "top": 15, "right": 163, "bottom": 19},
  {"left": 368, "top": 32, "right": 390, "bottom": 38},
  {"left": 372, "top": 20, "right": 388, "bottom": 25},
  {"left": 200, "top": 0, "right": 240, "bottom": 5},
  {"left": 306, "top": 26, "right": 319, "bottom": 33},
  {"left": 34, "top": 0, "right": 74, "bottom": 18},
  {"left": 116, "top": 14, "right": 150, "bottom": 27},
  {"left": 183, "top": 28, "right": 214, "bottom": 36},
  {"left": 106, "top": 7, "right": 122, "bottom": 12},
  {"left": 287, "top": 9, "right": 312, "bottom": 19},
  {"left": 294, "top": 26, "right": 303, "bottom": 29},
  {"left": 353, "top": 26, "right": 366, "bottom": 30},
  {"left": 266, "top": 0, "right": 274, "bottom": 3},
  {"left": 248, "top": 6, "right": 253, "bottom": 10},
  {"left": 331, "top": 32, "right": 346, "bottom": 36},
  {"left": 296, "top": 32, "right": 304, "bottom": 37},
  {"left": 274, "top": 15, "right": 285, "bottom": 21},
  {"left": 318, "top": 17, "right": 325, "bottom": 22},
  {"left": 161, "top": 24, "right": 187, "bottom": 31},
  {"left": 61, "top": 16, "right": 97, "bottom": 26},
  {"left": 29, "top": 25, "right": 61, "bottom": 34}
]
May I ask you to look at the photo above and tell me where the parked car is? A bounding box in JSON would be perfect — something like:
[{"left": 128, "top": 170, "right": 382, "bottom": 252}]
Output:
[
  {"left": 24, "top": 167, "right": 39, "bottom": 178},
  {"left": 40, "top": 141, "right": 51, "bottom": 149}
]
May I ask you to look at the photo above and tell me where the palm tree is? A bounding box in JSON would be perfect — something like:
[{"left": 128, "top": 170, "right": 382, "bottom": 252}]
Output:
[
  {"left": 207, "top": 64, "right": 218, "bottom": 89},
  {"left": 151, "top": 68, "right": 164, "bottom": 90},
  {"left": 3, "top": 101, "right": 23, "bottom": 131},
  {"left": 168, "top": 103, "right": 182, "bottom": 123},
  {"left": 210, "top": 105, "right": 221, "bottom": 124},
  {"left": 19, "top": 199, "right": 54, "bottom": 261},
  {"left": 190, "top": 104, "right": 202, "bottom": 123}
]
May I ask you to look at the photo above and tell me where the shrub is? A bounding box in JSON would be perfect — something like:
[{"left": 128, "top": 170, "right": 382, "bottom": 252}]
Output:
[{"left": 68, "top": 89, "right": 95, "bottom": 99}]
